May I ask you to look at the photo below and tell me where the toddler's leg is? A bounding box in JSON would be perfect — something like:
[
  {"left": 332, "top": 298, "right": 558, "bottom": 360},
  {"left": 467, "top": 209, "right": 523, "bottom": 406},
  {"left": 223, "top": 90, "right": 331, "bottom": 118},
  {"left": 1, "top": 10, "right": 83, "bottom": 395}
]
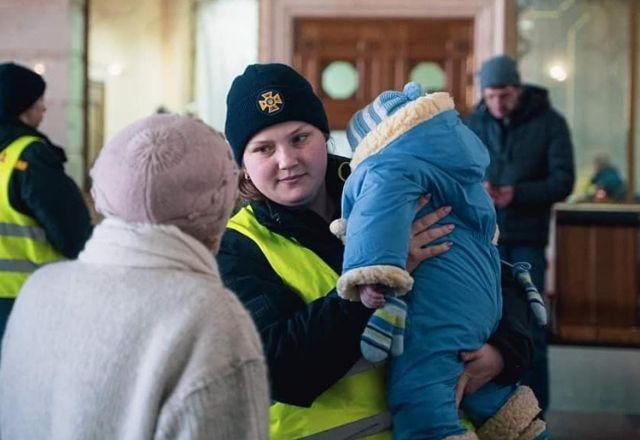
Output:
[
  {"left": 391, "top": 376, "right": 477, "bottom": 440},
  {"left": 461, "top": 381, "right": 516, "bottom": 427}
]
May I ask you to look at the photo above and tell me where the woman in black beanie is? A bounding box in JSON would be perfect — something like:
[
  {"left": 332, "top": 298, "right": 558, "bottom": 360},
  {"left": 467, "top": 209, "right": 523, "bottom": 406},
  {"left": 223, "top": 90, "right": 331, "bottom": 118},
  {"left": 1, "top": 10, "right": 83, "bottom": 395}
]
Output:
[
  {"left": 218, "top": 63, "right": 534, "bottom": 439},
  {"left": 0, "top": 62, "right": 92, "bottom": 339}
]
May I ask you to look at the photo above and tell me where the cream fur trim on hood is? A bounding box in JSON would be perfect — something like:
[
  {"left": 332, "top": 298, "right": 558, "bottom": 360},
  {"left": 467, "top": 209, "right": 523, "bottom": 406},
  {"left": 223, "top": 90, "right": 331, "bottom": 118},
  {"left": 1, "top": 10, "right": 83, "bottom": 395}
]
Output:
[
  {"left": 337, "top": 264, "right": 414, "bottom": 301},
  {"left": 350, "top": 92, "right": 455, "bottom": 171}
]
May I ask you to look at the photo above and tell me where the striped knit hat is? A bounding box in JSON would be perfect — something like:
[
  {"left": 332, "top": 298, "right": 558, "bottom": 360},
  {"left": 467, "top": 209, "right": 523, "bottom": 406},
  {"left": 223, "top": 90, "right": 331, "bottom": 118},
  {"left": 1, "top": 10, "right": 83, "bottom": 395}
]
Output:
[
  {"left": 346, "top": 81, "right": 424, "bottom": 150},
  {"left": 346, "top": 82, "right": 454, "bottom": 170}
]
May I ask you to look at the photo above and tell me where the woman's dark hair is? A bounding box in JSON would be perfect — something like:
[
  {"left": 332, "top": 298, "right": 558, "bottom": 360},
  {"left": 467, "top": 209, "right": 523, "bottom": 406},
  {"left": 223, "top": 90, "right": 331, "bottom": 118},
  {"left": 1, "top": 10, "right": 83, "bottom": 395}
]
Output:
[{"left": 238, "top": 173, "right": 265, "bottom": 201}]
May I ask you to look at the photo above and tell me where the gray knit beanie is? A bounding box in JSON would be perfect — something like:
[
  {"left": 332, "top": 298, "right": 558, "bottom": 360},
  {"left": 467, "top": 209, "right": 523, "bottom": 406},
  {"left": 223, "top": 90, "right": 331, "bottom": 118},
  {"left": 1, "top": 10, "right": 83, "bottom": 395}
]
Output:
[
  {"left": 479, "top": 55, "right": 520, "bottom": 89},
  {"left": 91, "top": 114, "right": 239, "bottom": 248}
]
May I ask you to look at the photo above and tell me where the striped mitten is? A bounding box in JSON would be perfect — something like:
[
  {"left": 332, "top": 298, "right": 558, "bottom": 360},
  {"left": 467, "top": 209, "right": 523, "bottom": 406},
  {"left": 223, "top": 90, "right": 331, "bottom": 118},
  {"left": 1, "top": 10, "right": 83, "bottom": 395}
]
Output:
[
  {"left": 360, "top": 295, "right": 407, "bottom": 363},
  {"left": 511, "top": 262, "right": 548, "bottom": 326}
]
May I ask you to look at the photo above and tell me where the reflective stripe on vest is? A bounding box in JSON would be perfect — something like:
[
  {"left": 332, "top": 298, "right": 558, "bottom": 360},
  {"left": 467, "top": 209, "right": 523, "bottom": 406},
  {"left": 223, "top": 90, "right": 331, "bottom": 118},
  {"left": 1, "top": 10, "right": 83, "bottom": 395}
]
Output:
[
  {"left": 0, "top": 222, "right": 48, "bottom": 241},
  {"left": 304, "top": 412, "right": 392, "bottom": 440},
  {"left": 227, "top": 206, "right": 391, "bottom": 440},
  {"left": 0, "top": 259, "right": 39, "bottom": 273},
  {"left": 0, "top": 136, "right": 62, "bottom": 298}
]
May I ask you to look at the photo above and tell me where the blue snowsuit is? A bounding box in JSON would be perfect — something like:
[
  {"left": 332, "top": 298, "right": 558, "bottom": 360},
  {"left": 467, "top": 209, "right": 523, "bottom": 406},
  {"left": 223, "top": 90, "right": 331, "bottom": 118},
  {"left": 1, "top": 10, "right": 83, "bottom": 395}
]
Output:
[{"left": 339, "top": 108, "right": 518, "bottom": 439}]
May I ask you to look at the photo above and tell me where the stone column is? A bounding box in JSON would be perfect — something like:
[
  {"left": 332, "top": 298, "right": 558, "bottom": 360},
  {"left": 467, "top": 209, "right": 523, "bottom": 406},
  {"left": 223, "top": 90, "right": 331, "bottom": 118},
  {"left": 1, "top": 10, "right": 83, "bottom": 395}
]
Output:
[{"left": 0, "top": 0, "right": 86, "bottom": 187}]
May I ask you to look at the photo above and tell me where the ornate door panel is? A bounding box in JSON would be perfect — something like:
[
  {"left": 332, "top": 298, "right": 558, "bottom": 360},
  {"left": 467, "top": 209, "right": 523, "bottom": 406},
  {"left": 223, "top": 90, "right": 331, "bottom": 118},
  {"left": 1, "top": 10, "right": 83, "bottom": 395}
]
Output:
[{"left": 294, "top": 18, "right": 474, "bottom": 129}]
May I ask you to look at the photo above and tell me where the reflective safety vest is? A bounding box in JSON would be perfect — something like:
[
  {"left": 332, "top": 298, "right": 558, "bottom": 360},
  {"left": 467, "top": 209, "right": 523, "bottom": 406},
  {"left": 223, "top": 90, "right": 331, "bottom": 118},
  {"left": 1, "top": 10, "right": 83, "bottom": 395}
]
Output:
[
  {"left": 228, "top": 206, "right": 391, "bottom": 439},
  {"left": 0, "top": 136, "right": 62, "bottom": 298}
]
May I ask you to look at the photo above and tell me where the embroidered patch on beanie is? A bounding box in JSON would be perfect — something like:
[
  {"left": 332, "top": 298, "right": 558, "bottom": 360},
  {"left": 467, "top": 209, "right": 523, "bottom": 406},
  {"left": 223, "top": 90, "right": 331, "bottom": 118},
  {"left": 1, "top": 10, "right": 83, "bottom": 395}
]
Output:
[{"left": 257, "top": 90, "right": 284, "bottom": 114}]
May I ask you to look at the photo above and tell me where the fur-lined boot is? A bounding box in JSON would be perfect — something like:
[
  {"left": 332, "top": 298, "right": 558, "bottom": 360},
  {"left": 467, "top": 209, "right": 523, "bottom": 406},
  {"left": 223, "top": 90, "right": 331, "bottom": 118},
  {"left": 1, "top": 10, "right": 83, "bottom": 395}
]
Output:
[{"left": 476, "top": 386, "right": 546, "bottom": 440}]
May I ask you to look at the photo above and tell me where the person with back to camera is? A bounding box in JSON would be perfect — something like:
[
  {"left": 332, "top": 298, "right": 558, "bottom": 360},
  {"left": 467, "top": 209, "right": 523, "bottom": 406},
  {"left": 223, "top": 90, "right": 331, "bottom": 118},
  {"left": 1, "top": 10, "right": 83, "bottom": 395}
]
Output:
[
  {"left": 0, "top": 114, "right": 269, "bottom": 439},
  {"left": 465, "top": 55, "right": 575, "bottom": 416},
  {"left": 0, "top": 62, "right": 92, "bottom": 338},
  {"left": 330, "top": 81, "right": 548, "bottom": 439},
  {"left": 219, "top": 62, "right": 537, "bottom": 439}
]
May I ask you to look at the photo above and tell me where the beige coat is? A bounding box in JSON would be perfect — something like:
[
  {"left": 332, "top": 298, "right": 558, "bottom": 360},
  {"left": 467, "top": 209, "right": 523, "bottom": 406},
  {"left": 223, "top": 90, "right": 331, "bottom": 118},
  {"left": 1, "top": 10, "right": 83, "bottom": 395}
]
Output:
[{"left": 0, "top": 218, "right": 269, "bottom": 440}]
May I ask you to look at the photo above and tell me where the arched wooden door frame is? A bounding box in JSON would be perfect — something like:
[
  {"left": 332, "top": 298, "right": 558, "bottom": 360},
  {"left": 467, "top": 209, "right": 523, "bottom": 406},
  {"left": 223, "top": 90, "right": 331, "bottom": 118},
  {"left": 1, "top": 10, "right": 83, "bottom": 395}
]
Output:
[{"left": 259, "top": 0, "right": 517, "bottom": 97}]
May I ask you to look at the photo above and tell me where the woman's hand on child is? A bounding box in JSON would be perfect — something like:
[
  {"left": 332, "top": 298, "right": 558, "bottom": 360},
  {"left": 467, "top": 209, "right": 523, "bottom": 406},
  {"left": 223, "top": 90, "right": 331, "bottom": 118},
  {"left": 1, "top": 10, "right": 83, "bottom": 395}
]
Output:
[
  {"left": 407, "top": 194, "right": 454, "bottom": 273},
  {"left": 359, "top": 284, "right": 386, "bottom": 309},
  {"left": 454, "top": 344, "right": 505, "bottom": 407}
]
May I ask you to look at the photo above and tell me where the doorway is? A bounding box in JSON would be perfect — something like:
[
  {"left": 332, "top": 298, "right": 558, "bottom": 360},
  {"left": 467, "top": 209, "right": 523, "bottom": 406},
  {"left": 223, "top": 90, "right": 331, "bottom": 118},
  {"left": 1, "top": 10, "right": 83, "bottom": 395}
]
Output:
[{"left": 294, "top": 18, "right": 474, "bottom": 129}]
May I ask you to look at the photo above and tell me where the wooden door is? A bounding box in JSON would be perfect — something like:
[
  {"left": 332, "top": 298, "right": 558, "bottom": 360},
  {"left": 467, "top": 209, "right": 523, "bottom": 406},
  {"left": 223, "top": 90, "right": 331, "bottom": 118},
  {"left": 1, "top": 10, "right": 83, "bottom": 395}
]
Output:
[{"left": 294, "top": 18, "right": 474, "bottom": 129}]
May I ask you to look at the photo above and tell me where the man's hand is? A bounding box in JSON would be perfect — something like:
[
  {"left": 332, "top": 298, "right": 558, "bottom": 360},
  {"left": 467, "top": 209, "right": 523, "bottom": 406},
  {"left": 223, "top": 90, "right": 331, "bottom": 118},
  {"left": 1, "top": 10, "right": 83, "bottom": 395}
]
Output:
[
  {"left": 455, "top": 344, "right": 505, "bottom": 408},
  {"left": 493, "top": 186, "right": 514, "bottom": 208},
  {"left": 406, "top": 194, "right": 454, "bottom": 273},
  {"left": 485, "top": 183, "right": 514, "bottom": 208}
]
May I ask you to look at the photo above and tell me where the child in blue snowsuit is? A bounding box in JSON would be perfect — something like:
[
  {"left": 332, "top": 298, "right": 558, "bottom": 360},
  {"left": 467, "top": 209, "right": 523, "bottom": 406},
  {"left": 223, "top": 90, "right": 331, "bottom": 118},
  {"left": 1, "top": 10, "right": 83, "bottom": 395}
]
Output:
[{"left": 331, "top": 83, "right": 544, "bottom": 439}]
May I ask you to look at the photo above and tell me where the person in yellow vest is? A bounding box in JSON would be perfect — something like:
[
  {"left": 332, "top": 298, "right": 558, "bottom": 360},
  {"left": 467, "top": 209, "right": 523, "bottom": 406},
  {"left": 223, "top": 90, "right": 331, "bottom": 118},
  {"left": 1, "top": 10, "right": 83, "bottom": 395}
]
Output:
[
  {"left": 220, "top": 63, "right": 534, "bottom": 439},
  {"left": 0, "top": 62, "right": 92, "bottom": 339}
]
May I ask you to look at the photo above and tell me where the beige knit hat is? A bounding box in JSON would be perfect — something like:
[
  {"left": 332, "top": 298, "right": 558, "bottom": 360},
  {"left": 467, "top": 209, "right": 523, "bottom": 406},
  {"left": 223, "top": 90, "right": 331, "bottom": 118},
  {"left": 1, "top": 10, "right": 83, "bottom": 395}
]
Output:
[{"left": 91, "top": 114, "right": 239, "bottom": 250}]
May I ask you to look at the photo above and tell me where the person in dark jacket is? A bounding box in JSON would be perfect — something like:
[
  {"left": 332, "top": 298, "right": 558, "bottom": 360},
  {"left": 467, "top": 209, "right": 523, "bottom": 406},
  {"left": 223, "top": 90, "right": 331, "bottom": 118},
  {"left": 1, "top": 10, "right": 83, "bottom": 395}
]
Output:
[
  {"left": 0, "top": 62, "right": 92, "bottom": 338},
  {"left": 590, "top": 154, "right": 625, "bottom": 201},
  {"left": 465, "top": 55, "right": 575, "bottom": 415},
  {"left": 219, "top": 63, "right": 535, "bottom": 439}
]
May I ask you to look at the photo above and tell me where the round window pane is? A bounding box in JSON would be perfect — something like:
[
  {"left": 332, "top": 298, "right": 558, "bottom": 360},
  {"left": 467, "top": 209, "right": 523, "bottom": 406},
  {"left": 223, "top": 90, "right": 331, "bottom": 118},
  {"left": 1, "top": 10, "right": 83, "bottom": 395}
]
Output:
[
  {"left": 321, "top": 61, "right": 358, "bottom": 99},
  {"left": 410, "top": 62, "right": 445, "bottom": 93}
]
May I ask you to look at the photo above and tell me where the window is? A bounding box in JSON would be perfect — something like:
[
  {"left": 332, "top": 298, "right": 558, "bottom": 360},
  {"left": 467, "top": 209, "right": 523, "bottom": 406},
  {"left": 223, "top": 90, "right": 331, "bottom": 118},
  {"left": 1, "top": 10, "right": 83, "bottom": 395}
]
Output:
[{"left": 518, "top": 0, "right": 637, "bottom": 202}]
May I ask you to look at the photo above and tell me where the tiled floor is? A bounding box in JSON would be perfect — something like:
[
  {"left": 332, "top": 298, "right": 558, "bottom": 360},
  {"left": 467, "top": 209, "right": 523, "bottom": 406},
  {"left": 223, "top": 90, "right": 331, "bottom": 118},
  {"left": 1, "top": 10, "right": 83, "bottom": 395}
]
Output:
[
  {"left": 546, "top": 345, "right": 640, "bottom": 439},
  {"left": 547, "top": 411, "right": 640, "bottom": 439}
]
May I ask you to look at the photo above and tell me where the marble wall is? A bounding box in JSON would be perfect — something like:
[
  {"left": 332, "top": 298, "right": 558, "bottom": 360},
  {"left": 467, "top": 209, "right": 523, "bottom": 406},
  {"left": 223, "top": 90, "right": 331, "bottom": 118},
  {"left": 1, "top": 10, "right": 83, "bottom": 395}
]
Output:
[{"left": 0, "top": 0, "right": 86, "bottom": 185}]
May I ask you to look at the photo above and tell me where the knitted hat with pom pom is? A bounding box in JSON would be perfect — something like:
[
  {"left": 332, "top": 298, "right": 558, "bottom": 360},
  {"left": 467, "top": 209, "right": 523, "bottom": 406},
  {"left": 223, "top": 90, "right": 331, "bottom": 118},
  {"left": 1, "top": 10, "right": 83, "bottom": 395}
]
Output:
[
  {"left": 91, "top": 114, "right": 239, "bottom": 249},
  {"left": 346, "top": 82, "right": 455, "bottom": 169}
]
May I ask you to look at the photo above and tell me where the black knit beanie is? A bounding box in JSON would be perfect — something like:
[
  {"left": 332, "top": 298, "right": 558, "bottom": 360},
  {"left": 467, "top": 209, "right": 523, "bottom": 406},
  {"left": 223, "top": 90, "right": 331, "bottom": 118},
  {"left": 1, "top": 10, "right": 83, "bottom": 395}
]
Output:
[
  {"left": 0, "top": 62, "right": 46, "bottom": 122},
  {"left": 225, "top": 63, "right": 330, "bottom": 164}
]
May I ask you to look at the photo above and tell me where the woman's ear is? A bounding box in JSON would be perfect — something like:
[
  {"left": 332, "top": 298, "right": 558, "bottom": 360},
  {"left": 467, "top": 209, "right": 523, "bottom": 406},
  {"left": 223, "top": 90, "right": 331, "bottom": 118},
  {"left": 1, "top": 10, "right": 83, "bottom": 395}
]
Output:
[{"left": 325, "top": 136, "right": 335, "bottom": 154}]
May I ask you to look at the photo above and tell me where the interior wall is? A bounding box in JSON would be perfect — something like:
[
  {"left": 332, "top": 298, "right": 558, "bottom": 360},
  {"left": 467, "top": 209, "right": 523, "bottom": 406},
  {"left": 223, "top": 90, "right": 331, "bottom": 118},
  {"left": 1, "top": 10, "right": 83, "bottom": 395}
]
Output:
[
  {"left": 0, "top": 0, "right": 86, "bottom": 186},
  {"left": 89, "top": 0, "right": 193, "bottom": 143},
  {"left": 195, "top": 0, "right": 258, "bottom": 132}
]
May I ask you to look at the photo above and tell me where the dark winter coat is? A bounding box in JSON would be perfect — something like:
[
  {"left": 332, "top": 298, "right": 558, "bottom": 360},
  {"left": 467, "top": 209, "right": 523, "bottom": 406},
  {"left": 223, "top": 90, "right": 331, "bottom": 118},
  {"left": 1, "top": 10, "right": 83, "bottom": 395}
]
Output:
[
  {"left": 465, "top": 85, "right": 575, "bottom": 246},
  {"left": 217, "top": 154, "right": 533, "bottom": 407},
  {"left": 0, "top": 122, "right": 92, "bottom": 258}
]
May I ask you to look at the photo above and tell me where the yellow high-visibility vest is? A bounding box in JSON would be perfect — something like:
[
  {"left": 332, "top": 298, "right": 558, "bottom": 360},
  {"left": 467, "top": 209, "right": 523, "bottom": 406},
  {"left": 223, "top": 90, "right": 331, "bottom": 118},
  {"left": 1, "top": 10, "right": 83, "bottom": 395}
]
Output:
[
  {"left": 228, "top": 206, "right": 390, "bottom": 439},
  {"left": 0, "top": 136, "right": 62, "bottom": 298}
]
